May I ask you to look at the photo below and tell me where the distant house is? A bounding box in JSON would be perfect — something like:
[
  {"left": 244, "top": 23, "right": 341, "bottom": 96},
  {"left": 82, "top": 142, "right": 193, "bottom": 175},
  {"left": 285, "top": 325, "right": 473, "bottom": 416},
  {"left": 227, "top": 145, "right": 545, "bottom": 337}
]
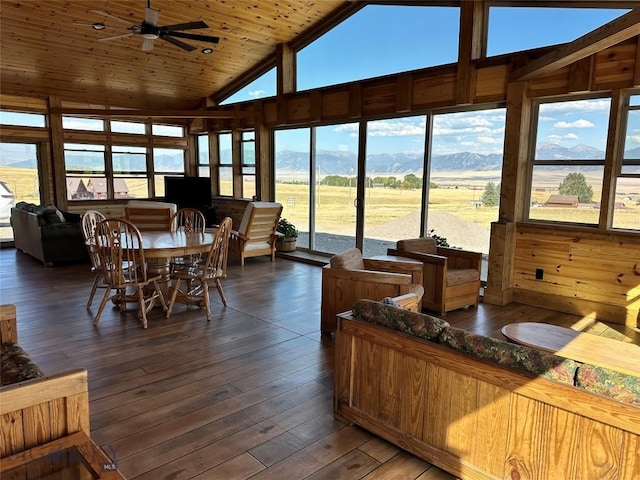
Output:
[
  {"left": 67, "top": 178, "right": 93, "bottom": 200},
  {"left": 86, "top": 178, "right": 130, "bottom": 199},
  {"left": 545, "top": 194, "right": 578, "bottom": 208}
]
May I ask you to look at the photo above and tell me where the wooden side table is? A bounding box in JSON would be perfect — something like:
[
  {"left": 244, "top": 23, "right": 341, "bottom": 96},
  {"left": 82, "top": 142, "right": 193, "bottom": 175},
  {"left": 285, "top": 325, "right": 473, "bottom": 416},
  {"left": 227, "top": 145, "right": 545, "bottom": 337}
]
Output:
[{"left": 1, "top": 431, "right": 126, "bottom": 479}]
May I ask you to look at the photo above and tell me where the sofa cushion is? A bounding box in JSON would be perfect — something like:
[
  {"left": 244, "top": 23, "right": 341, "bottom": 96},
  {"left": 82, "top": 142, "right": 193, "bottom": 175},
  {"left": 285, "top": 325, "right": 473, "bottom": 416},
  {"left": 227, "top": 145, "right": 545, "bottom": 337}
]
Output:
[
  {"left": 575, "top": 364, "right": 640, "bottom": 406},
  {"left": 1, "top": 342, "right": 45, "bottom": 386},
  {"left": 439, "top": 327, "right": 579, "bottom": 385},
  {"left": 352, "top": 299, "right": 449, "bottom": 341}
]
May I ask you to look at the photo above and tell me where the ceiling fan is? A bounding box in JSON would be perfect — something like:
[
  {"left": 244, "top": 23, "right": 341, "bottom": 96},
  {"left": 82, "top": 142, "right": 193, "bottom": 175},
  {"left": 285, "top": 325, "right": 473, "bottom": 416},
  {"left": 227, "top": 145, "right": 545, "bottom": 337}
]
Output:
[{"left": 82, "top": 0, "right": 220, "bottom": 53}]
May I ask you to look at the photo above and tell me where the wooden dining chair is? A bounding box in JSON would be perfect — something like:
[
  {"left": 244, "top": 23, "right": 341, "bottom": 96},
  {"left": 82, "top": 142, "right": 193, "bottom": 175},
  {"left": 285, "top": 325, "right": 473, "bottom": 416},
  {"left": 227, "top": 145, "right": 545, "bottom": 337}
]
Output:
[
  {"left": 166, "top": 217, "right": 233, "bottom": 320},
  {"left": 93, "top": 218, "right": 167, "bottom": 328},
  {"left": 170, "top": 208, "right": 207, "bottom": 273},
  {"left": 81, "top": 210, "right": 106, "bottom": 308}
]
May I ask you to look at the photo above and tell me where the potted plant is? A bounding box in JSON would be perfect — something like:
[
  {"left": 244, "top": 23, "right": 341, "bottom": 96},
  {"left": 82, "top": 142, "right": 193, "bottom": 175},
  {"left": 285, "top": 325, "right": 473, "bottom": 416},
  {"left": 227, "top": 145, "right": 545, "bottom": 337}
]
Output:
[{"left": 276, "top": 218, "right": 298, "bottom": 252}]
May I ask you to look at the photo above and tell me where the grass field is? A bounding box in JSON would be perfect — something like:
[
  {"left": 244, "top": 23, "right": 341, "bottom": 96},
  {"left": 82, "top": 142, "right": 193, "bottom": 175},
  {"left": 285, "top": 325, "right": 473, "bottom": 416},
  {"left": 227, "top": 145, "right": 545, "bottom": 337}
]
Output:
[{"left": 1, "top": 166, "right": 637, "bottom": 245}]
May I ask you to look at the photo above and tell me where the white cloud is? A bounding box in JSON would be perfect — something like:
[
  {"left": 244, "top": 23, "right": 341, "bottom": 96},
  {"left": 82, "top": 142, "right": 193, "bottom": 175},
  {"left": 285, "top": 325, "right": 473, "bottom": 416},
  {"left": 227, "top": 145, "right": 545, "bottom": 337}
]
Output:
[
  {"left": 541, "top": 98, "right": 610, "bottom": 114},
  {"left": 564, "top": 133, "right": 579, "bottom": 139},
  {"left": 554, "top": 119, "right": 594, "bottom": 129},
  {"left": 477, "top": 136, "right": 503, "bottom": 145},
  {"left": 366, "top": 120, "right": 425, "bottom": 137},
  {"left": 547, "top": 135, "right": 563, "bottom": 143},
  {"left": 627, "top": 134, "right": 640, "bottom": 145},
  {"left": 248, "top": 89, "right": 266, "bottom": 98}
]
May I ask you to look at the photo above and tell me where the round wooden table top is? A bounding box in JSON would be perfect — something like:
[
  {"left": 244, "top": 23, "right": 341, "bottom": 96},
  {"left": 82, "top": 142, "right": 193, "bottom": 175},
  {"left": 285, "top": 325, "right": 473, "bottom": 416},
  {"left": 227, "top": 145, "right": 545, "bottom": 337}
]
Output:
[{"left": 137, "top": 231, "right": 215, "bottom": 258}]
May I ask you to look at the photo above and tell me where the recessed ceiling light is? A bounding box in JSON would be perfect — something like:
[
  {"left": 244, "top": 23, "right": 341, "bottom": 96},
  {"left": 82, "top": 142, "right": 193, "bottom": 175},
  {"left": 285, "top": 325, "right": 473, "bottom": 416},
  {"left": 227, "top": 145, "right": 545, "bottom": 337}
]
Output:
[
  {"left": 202, "top": 48, "right": 213, "bottom": 54},
  {"left": 92, "top": 22, "right": 106, "bottom": 30}
]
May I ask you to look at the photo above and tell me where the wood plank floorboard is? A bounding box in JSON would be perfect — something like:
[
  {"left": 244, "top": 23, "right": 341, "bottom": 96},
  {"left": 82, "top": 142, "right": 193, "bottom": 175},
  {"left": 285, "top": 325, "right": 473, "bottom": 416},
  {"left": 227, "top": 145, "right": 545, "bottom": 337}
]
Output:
[{"left": 1, "top": 248, "right": 636, "bottom": 479}]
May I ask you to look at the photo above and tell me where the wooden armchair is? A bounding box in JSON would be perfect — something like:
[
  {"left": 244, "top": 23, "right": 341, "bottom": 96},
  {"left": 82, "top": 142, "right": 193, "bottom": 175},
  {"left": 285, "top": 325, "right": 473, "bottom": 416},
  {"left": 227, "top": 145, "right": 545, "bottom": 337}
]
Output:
[
  {"left": 228, "top": 202, "right": 283, "bottom": 265},
  {"left": 388, "top": 237, "right": 482, "bottom": 316},
  {"left": 321, "top": 248, "right": 424, "bottom": 335}
]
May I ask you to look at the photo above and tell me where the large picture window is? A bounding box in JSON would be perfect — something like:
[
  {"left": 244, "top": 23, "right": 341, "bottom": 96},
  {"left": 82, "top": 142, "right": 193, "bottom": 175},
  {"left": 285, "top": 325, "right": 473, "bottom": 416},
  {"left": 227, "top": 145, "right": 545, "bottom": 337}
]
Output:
[
  {"left": 613, "top": 93, "right": 640, "bottom": 231},
  {"left": 527, "top": 97, "right": 610, "bottom": 225}
]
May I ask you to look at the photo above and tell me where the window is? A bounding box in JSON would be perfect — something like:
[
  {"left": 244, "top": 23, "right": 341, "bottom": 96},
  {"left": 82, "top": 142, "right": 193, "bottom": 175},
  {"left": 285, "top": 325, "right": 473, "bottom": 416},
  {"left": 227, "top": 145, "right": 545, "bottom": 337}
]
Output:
[
  {"left": 197, "top": 134, "right": 209, "bottom": 177},
  {"left": 152, "top": 124, "right": 184, "bottom": 137},
  {"left": 64, "top": 144, "right": 107, "bottom": 200},
  {"left": 111, "top": 120, "right": 146, "bottom": 134},
  {"left": 220, "top": 68, "right": 276, "bottom": 105},
  {"left": 527, "top": 97, "right": 611, "bottom": 225},
  {"left": 613, "top": 93, "right": 640, "bottom": 231},
  {"left": 112, "top": 146, "right": 148, "bottom": 199},
  {"left": 62, "top": 116, "right": 104, "bottom": 131},
  {"left": 241, "top": 131, "right": 256, "bottom": 199},
  {"left": 297, "top": 5, "right": 459, "bottom": 91},
  {"left": 218, "top": 133, "right": 233, "bottom": 196},
  {"left": 488, "top": 7, "right": 629, "bottom": 57},
  {"left": 0, "top": 111, "right": 46, "bottom": 128},
  {"left": 153, "top": 148, "right": 185, "bottom": 197}
]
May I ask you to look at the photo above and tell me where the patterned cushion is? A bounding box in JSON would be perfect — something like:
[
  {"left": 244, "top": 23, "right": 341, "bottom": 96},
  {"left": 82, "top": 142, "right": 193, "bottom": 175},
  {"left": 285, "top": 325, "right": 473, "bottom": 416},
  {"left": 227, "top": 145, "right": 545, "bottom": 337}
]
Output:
[
  {"left": 352, "top": 299, "right": 449, "bottom": 341},
  {"left": 330, "top": 248, "right": 365, "bottom": 270},
  {"left": 439, "top": 327, "right": 579, "bottom": 385},
  {"left": 447, "top": 268, "right": 480, "bottom": 286},
  {"left": 396, "top": 238, "right": 437, "bottom": 254},
  {"left": 575, "top": 364, "right": 640, "bottom": 406},
  {"left": 1, "top": 342, "right": 45, "bottom": 386}
]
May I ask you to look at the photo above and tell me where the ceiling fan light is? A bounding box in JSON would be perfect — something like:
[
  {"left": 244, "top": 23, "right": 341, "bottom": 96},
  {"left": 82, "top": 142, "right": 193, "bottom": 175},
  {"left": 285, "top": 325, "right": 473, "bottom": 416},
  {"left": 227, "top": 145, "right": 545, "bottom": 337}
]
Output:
[
  {"left": 202, "top": 48, "right": 213, "bottom": 54},
  {"left": 142, "top": 32, "right": 159, "bottom": 40},
  {"left": 92, "top": 22, "right": 106, "bottom": 30}
]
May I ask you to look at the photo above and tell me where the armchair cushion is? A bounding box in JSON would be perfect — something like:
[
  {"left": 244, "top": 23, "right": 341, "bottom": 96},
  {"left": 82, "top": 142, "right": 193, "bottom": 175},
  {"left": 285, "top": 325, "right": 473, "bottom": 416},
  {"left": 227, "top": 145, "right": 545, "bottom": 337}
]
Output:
[
  {"left": 447, "top": 268, "right": 480, "bottom": 286},
  {"left": 329, "top": 247, "right": 365, "bottom": 270},
  {"left": 396, "top": 237, "right": 437, "bottom": 254}
]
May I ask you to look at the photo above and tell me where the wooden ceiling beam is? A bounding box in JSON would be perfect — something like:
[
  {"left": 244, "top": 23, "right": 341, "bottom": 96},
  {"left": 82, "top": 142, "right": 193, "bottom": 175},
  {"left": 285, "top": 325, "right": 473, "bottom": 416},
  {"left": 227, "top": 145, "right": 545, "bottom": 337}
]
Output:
[
  {"left": 512, "top": 8, "right": 640, "bottom": 81},
  {"left": 49, "top": 108, "right": 255, "bottom": 119}
]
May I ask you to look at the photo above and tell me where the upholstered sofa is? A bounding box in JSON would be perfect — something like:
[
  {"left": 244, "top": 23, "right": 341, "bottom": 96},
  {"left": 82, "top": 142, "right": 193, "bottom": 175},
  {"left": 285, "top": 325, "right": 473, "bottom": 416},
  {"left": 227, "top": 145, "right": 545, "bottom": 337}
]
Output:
[
  {"left": 334, "top": 300, "right": 640, "bottom": 480},
  {"left": 11, "top": 202, "right": 89, "bottom": 266}
]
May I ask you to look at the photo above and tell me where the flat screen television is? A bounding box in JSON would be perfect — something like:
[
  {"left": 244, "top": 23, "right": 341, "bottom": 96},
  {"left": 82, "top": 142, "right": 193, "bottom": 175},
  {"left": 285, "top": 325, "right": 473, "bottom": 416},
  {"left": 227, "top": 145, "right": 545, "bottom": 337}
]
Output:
[{"left": 164, "top": 176, "right": 211, "bottom": 210}]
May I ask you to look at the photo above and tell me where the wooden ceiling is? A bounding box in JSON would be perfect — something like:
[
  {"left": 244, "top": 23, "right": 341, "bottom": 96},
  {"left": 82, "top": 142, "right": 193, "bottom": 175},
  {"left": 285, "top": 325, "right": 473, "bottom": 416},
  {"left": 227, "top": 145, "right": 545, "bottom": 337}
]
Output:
[{"left": 0, "top": 0, "right": 351, "bottom": 110}]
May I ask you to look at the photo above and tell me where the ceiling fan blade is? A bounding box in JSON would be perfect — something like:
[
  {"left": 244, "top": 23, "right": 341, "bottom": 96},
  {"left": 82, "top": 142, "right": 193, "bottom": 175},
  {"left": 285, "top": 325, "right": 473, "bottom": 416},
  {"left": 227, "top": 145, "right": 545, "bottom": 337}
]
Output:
[
  {"left": 97, "top": 33, "right": 135, "bottom": 42},
  {"left": 165, "top": 31, "right": 219, "bottom": 44},
  {"left": 161, "top": 21, "right": 209, "bottom": 32},
  {"left": 90, "top": 10, "right": 132, "bottom": 26},
  {"left": 142, "top": 38, "right": 155, "bottom": 52},
  {"left": 144, "top": 7, "right": 160, "bottom": 27},
  {"left": 160, "top": 35, "right": 197, "bottom": 52}
]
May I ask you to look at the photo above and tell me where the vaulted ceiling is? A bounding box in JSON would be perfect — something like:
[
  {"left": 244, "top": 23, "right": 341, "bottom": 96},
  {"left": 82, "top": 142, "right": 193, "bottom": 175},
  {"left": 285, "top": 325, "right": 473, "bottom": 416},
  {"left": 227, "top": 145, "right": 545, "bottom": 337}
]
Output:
[{"left": 0, "top": 0, "right": 353, "bottom": 110}]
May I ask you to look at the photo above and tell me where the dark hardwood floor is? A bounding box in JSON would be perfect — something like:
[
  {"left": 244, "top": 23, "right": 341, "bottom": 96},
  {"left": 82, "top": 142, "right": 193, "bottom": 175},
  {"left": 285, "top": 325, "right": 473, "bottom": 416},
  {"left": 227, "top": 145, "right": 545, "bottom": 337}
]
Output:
[{"left": 1, "top": 248, "right": 637, "bottom": 479}]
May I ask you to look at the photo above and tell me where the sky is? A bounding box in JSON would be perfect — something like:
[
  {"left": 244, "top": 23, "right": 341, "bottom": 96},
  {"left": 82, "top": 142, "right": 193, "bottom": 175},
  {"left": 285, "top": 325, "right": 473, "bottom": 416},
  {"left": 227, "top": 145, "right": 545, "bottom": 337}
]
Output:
[{"left": 222, "top": 5, "right": 635, "bottom": 157}]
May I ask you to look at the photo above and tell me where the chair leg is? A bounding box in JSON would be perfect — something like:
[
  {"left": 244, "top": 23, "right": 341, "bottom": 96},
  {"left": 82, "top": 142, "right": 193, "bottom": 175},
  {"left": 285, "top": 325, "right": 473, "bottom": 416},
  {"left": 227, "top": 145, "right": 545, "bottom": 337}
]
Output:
[
  {"left": 137, "top": 287, "right": 148, "bottom": 329},
  {"left": 93, "top": 287, "right": 112, "bottom": 326},
  {"left": 202, "top": 281, "right": 211, "bottom": 321},
  {"left": 154, "top": 280, "right": 167, "bottom": 312},
  {"left": 215, "top": 278, "right": 227, "bottom": 306},
  {"left": 166, "top": 278, "right": 181, "bottom": 319},
  {"left": 86, "top": 273, "right": 100, "bottom": 308}
]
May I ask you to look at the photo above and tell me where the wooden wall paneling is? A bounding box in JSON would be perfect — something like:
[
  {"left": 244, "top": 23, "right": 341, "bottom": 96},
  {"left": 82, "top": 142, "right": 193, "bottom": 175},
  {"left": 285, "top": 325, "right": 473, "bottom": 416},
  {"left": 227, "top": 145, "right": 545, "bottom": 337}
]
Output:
[
  {"left": 309, "top": 90, "right": 323, "bottom": 122},
  {"left": 0, "top": 94, "right": 48, "bottom": 112},
  {"left": 412, "top": 69, "right": 457, "bottom": 108},
  {"left": 526, "top": 68, "right": 571, "bottom": 97},
  {"left": 286, "top": 95, "right": 312, "bottom": 123},
  {"left": 361, "top": 82, "right": 397, "bottom": 116},
  {"left": 396, "top": 74, "right": 413, "bottom": 113},
  {"left": 349, "top": 83, "right": 363, "bottom": 118},
  {"left": 485, "top": 222, "right": 515, "bottom": 306},
  {"left": 321, "top": 89, "right": 350, "bottom": 120},
  {"left": 620, "top": 433, "right": 640, "bottom": 479},
  {"left": 378, "top": 347, "right": 402, "bottom": 430},
  {"left": 568, "top": 56, "right": 594, "bottom": 92},
  {"left": 474, "top": 64, "right": 508, "bottom": 101},
  {"left": 593, "top": 41, "right": 638, "bottom": 89},
  {"left": 0, "top": 126, "right": 49, "bottom": 142},
  {"left": 185, "top": 132, "right": 197, "bottom": 177}
]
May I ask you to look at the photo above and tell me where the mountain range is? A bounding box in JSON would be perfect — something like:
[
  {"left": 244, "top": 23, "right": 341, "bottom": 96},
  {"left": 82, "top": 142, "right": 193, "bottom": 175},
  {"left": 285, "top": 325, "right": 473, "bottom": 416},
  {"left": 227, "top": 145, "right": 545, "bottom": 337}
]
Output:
[{"left": 2, "top": 144, "right": 639, "bottom": 175}]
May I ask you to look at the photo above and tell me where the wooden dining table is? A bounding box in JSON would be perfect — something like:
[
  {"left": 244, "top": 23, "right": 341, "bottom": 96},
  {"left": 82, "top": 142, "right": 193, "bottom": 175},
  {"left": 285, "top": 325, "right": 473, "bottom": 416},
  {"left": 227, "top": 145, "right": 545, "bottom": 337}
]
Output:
[{"left": 137, "top": 230, "right": 215, "bottom": 295}]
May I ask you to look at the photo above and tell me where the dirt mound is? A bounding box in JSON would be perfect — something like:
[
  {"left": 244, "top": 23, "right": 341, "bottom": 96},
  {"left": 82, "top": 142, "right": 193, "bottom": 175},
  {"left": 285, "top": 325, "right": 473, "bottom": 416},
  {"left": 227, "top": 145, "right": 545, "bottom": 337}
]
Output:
[{"left": 367, "top": 211, "right": 490, "bottom": 253}]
